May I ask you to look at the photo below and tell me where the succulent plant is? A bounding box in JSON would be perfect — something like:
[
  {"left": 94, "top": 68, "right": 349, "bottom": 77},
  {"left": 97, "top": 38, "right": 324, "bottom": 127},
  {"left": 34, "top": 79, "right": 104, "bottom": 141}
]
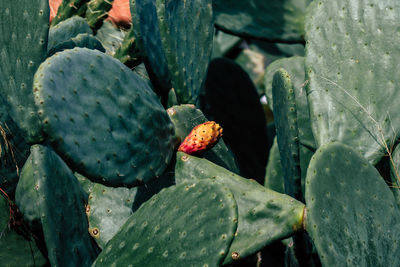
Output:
[{"left": 1, "top": 0, "right": 400, "bottom": 265}]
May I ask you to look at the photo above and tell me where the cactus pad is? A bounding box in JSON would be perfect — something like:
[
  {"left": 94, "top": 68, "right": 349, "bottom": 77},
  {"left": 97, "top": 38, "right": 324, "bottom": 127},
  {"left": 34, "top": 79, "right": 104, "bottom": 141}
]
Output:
[
  {"left": 93, "top": 180, "right": 238, "bottom": 266},
  {"left": 213, "top": 0, "right": 311, "bottom": 42},
  {"left": 33, "top": 48, "right": 176, "bottom": 186},
  {"left": 305, "top": 0, "right": 400, "bottom": 164},
  {"left": 305, "top": 142, "right": 400, "bottom": 266},
  {"left": 272, "top": 68, "right": 302, "bottom": 200},
  {"left": 265, "top": 57, "right": 304, "bottom": 111},
  {"left": 96, "top": 21, "right": 125, "bottom": 55},
  {"left": 156, "top": 0, "right": 214, "bottom": 104},
  {"left": 0, "top": 0, "right": 49, "bottom": 142},
  {"left": 87, "top": 183, "right": 137, "bottom": 249},
  {"left": 130, "top": 0, "right": 171, "bottom": 99},
  {"left": 47, "top": 16, "right": 92, "bottom": 52},
  {"left": 47, "top": 33, "right": 105, "bottom": 57},
  {"left": 264, "top": 137, "right": 284, "bottom": 194},
  {"left": 87, "top": 170, "right": 174, "bottom": 249},
  {"left": 15, "top": 145, "right": 100, "bottom": 266},
  {"left": 175, "top": 152, "right": 305, "bottom": 265}
]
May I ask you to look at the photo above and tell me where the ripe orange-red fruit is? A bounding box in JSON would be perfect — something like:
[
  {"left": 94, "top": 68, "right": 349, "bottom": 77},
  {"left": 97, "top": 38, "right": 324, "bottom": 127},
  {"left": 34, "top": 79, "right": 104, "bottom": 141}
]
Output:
[{"left": 178, "top": 121, "right": 223, "bottom": 155}]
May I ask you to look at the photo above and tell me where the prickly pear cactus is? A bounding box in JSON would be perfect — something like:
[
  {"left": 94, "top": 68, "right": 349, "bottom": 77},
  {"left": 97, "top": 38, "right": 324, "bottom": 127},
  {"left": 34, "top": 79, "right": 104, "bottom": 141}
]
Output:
[
  {"left": 87, "top": 183, "right": 137, "bottom": 249},
  {"left": 264, "top": 137, "right": 284, "bottom": 194},
  {"left": 213, "top": 0, "right": 311, "bottom": 42},
  {"left": 0, "top": 0, "right": 49, "bottom": 143},
  {"left": 95, "top": 21, "right": 126, "bottom": 55},
  {"left": 156, "top": 0, "right": 214, "bottom": 104},
  {"left": 33, "top": 48, "right": 177, "bottom": 186},
  {"left": 305, "top": 0, "right": 400, "bottom": 164},
  {"left": 272, "top": 68, "right": 302, "bottom": 200},
  {"left": 87, "top": 169, "right": 174, "bottom": 249},
  {"left": 175, "top": 152, "right": 305, "bottom": 265},
  {"left": 130, "top": 0, "right": 172, "bottom": 102},
  {"left": 265, "top": 57, "right": 304, "bottom": 111},
  {"left": 93, "top": 180, "right": 238, "bottom": 266},
  {"left": 47, "top": 16, "right": 92, "bottom": 52},
  {"left": 15, "top": 145, "right": 100, "bottom": 266},
  {"left": 305, "top": 142, "right": 400, "bottom": 266},
  {"left": 265, "top": 56, "right": 315, "bottom": 150},
  {"left": 47, "top": 33, "right": 105, "bottom": 57}
]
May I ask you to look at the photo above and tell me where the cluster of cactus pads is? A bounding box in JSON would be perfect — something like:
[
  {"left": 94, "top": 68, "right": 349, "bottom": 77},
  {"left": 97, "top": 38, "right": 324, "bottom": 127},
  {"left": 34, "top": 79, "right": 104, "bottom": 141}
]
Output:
[{"left": 1, "top": 0, "right": 400, "bottom": 266}]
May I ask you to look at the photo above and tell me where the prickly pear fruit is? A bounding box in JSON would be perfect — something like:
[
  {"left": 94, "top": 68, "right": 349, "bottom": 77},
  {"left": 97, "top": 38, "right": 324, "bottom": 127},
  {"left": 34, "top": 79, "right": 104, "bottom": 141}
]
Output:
[{"left": 178, "top": 121, "right": 223, "bottom": 155}]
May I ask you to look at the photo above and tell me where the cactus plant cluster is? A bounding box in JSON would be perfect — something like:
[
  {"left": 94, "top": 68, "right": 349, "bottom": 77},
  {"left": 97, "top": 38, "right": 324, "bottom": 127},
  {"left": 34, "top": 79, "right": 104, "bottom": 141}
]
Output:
[{"left": 1, "top": 0, "right": 400, "bottom": 266}]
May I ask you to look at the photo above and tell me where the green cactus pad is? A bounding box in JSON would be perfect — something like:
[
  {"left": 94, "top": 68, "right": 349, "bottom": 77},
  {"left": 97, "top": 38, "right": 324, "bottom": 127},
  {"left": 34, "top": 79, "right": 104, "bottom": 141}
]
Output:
[
  {"left": 305, "top": 0, "right": 400, "bottom": 164},
  {"left": 167, "top": 88, "right": 179, "bottom": 108},
  {"left": 156, "top": 0, "right": 214, "bottom": 104},
  {"left": 75, "top": 172, "right": 96, "bottom": 199},
  {"left": 167, "top": 104, "right": 239, "bottom": 174},
  {"left": 15, "top": 152, "right": 44, "bottom": 231},
  {"left": 130, "top": 0, "right": 172, "bottom": 100},
  {"left": 33, "top": 48, "right": 176, "bottom": 186},
  {"left": 93, "top": 180, "right": 238, "bottom": 266},
  {"left": 265, "top": 56, "right": 315, "bottom": 148},
  {"left": 305, "top": 142, "right": 400, "bottom": 266},
  {"left": 272, "top": 68, "right": 302, "bottom": 200},
  {"left": 213, "top": 0, "right": 311, "bottom": 42},
  {"left": 87, "top": 183, "right": 137, "bottom": 249},
  {"left": 47, "top": 33, "right": 105, "bottom": 57},
  {"left": 15, "top": 145, "right": 100, "bottom": 266},
  {"left": 0, "top": 0, "right": 49, "bottom": 143},
  {"left": 265, "top": 57, "right": 304, "bottom": 111},
  {"left": 264, "top": 137, "right": 284, "bottom": 194},
  {"left": 48, "top": 16, "right": 92, "bottom": 52},
  {"left": 0, "top": 196, "right": 47, "bottom": 266},
  {"left": 86, "top": 0, "right": 115, "bottom": 30},
  {"left": 87, "top": 170, "right": 174, "bottom": 249},
  {"left": 175, "top": 152, "right": 305, "bottom": 265},
  {"left": 51, "top": 0, "right": 89, "bottom": 26},
  {"left": 199, "top": 58, "right": 268, "bottom": 183}
]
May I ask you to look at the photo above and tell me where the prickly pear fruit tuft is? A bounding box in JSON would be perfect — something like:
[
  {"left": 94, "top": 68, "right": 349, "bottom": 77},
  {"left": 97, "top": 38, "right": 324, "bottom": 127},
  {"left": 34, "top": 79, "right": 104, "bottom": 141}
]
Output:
[{"left": 178, "top": 121, "right": 223, "bottom": 155}]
